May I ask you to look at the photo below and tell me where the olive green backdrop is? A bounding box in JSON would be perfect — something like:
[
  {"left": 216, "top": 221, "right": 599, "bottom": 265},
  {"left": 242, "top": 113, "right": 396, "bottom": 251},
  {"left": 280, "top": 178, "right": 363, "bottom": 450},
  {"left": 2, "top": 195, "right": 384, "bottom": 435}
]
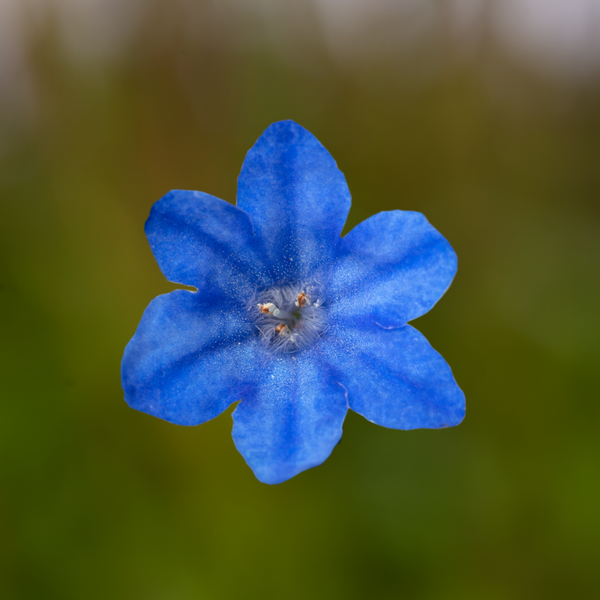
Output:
[{"left": 1, "top": 2, "right": 599, "bottom": 599}]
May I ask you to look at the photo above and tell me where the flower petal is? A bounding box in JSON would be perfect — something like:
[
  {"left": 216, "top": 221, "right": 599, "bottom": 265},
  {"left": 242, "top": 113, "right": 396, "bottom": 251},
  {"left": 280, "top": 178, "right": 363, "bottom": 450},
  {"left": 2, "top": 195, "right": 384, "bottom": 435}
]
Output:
[
  {"left": 121, "top": 290, "right": 260, "bottom": 426},
  {"left": 236, "top": 120, "right": 351, "bottom": 279},
  {"left": 329, "top": 211, "right": 457, "bottom": 327},
  {"left": 231, "top": 350, "right": 348, "bottom": 484},
  {"left": 145, "top": 190, "right": 266, "bottom": 292},
  {"left": 322, "top": 323, "right": 465, "bottom": 429}
]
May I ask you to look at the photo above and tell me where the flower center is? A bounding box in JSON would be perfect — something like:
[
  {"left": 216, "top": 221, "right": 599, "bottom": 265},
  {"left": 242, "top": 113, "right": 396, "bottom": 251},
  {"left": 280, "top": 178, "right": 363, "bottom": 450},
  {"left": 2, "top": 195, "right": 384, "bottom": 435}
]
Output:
[{"left": 251, "top": 281, "right": 328, "bottom": 353}]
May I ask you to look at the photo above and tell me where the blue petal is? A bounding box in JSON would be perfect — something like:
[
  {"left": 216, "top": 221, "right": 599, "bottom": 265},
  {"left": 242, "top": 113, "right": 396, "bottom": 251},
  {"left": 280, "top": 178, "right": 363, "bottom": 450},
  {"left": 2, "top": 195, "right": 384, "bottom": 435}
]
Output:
[
  {"left": 145, "top": 190, "right": 266, "bottom": 293},
  {"left": 231, "top": 349, "right": 348, "bottom": 484},
  {"left": 321, "top": 323, "right": 465, "bottom": 429},
  {"left": 329, "top": 211, "right": 457, "bottom": 327},
  {"left": 236, "top": 120, "right": 351, "bottom": 280},
  {"left": 121, "top": 290, "right": 260, "bottom": 426}
]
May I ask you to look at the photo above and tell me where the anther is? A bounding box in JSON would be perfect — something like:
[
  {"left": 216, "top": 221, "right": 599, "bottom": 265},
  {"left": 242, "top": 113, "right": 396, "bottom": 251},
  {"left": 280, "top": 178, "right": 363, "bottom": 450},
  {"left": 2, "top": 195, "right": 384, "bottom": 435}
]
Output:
[
  {"left": 258, "top": 302, "right": 280, "bottom": 317},
  {"left": 275, "top": 323, "right": 292, "bottom": 337},
  {"left": 295, "top": 292, "right": 310, "bottom": 308}
]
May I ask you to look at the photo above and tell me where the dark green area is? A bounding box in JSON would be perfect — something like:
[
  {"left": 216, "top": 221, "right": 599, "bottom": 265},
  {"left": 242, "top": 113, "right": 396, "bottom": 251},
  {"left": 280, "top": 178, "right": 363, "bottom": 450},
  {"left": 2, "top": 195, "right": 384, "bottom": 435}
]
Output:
[{"left": 1, "top": 4, "right": 600, "bottom": 599}]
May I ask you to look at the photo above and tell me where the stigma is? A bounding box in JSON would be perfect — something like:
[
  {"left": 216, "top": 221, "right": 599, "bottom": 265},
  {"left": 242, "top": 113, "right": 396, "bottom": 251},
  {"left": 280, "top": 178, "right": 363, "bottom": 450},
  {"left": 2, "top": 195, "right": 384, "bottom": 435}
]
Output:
[{"left": 251, "top": 281, "right": 327, "bottom": 353}]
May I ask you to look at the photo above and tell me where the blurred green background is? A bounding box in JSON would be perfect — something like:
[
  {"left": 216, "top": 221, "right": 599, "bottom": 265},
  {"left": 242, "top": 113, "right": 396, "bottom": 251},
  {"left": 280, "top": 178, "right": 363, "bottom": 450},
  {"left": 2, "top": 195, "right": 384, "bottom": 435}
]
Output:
[{"left": 1, "top": 1, "right": 600, "bottom": 599}]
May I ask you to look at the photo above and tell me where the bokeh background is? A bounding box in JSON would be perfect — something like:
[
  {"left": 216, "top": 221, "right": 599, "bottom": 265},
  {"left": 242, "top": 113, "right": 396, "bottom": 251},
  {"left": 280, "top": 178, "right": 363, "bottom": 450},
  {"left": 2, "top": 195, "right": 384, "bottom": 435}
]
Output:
[{"left": 1, "top": 1, "right": 600, "bottom": 598}]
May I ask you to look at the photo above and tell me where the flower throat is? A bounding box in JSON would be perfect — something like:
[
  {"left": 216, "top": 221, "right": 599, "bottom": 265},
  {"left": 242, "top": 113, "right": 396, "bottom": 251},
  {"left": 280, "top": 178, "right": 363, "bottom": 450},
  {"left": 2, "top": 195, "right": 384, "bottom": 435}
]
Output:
[{"left": 251, "top": 281, "right": 328, "bottom": 353}]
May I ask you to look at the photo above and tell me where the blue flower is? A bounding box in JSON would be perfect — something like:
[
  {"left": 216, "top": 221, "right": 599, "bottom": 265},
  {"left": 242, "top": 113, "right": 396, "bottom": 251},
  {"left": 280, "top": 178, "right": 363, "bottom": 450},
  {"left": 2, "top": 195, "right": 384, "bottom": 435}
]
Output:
[{"left": 121, "top": 120, "right": 465, "bottom": 484}]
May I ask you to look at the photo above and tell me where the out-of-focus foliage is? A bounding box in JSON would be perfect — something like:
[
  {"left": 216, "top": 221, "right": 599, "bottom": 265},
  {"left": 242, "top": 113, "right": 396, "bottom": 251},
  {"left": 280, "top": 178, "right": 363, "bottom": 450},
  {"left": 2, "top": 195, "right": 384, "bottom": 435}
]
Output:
[{"left": 1, "top": 1, "right": 599, "bottom": 599}]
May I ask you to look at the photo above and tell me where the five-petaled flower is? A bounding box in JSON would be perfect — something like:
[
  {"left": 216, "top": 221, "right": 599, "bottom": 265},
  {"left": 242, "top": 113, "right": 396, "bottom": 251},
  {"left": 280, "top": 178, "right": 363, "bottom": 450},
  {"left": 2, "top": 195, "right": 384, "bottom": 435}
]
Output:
[{"left": 121, "top": 120, "right": 465, "bottom": 484}]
